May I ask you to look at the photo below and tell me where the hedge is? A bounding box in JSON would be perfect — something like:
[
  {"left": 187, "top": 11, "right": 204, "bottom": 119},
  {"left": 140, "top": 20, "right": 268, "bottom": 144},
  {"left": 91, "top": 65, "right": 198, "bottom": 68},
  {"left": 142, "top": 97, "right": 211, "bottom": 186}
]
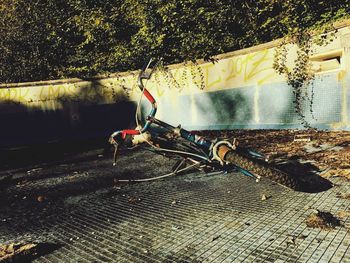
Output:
[{"left": 0, "top": 0, "right": 349, "bottom": 83}]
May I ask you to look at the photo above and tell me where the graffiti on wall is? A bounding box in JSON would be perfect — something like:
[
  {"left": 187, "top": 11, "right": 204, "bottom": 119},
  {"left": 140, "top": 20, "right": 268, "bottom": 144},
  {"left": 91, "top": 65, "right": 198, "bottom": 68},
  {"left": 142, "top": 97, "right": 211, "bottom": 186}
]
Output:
[
  {"left": 147, "top": 49, "right": 278, "bottom": 98},
  {"left": 0, "top": 77, "right": 137, "bottom": 108},
  {"left": 188, "top": 49, "right": 276, "bottom": 91},
  {"left": 0, "top": 47, "right": 282, "bottom": 109},
  {"left": 0, "top": 88, "right": 30, "bottom": 104}
]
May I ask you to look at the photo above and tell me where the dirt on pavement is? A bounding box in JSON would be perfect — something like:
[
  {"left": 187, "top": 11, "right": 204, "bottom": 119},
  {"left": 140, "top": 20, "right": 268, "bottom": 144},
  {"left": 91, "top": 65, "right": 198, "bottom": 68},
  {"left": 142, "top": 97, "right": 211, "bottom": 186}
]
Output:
[{"left": 200, "top": 129, "right": 350, "bottom": 180}]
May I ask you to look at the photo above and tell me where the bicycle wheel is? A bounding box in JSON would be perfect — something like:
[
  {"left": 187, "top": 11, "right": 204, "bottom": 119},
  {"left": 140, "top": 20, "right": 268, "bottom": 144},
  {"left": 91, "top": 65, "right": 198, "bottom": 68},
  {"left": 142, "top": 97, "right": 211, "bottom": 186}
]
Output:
[{"left": 224, "top": 150, "right": 302, "bottom": 190}]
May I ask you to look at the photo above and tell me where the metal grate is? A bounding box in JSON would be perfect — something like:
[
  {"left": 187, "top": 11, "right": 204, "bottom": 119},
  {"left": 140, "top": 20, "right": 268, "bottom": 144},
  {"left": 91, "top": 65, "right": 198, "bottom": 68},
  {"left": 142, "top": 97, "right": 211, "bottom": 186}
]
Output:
[{"left": 1, "top": 148, "right": 350, "bottom": 262}]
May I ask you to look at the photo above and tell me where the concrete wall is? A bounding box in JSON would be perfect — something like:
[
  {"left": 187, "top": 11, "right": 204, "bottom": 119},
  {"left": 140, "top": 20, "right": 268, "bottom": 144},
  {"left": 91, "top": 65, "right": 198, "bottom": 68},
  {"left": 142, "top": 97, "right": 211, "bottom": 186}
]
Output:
[
  {"left": 146, "top": 27, "right": 350, "bottom": 131},
  {"left": 1, "top": 26, "right": 350, "bottom": 147},
  {"left": 0, "top": 78, "right": 137, "bottom": 147}
]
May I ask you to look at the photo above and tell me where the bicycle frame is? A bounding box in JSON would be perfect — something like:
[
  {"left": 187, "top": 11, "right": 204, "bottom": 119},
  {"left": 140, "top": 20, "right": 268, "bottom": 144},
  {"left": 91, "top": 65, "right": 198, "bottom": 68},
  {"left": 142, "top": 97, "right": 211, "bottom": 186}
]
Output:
[
  {"left": 109, "top": 58, "right": 261, "bottom": 181},
  {"left": 110, "top": 59, "right": 212, "bottom": 152}
]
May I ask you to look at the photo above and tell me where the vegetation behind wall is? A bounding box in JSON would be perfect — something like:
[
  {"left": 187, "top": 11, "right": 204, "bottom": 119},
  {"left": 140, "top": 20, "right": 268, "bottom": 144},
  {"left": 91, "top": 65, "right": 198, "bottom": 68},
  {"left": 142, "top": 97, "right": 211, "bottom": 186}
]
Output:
[{"left": 0, "top": 0, "right": 349, "bottom": 83}]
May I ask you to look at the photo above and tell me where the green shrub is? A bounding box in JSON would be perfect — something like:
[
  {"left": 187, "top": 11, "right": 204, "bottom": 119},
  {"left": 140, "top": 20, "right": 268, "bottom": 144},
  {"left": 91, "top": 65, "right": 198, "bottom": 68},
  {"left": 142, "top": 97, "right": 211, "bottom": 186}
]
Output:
[{"left": 0, "top": 0, "right": 349, "bottom": 83}]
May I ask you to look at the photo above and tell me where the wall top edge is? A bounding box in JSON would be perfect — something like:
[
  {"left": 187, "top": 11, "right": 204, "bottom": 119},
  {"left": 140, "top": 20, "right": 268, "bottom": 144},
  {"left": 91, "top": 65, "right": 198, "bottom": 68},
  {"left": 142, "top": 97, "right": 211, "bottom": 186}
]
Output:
[{"left": 2, "top": 20, "right": 350, "bottom": 89}]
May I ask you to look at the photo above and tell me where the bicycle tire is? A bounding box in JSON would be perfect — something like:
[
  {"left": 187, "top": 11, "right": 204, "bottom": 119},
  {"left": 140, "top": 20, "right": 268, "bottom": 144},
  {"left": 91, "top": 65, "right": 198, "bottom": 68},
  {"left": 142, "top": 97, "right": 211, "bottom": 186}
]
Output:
[{"left": 224, "top": 150, "right": 302, "bottom": 191}]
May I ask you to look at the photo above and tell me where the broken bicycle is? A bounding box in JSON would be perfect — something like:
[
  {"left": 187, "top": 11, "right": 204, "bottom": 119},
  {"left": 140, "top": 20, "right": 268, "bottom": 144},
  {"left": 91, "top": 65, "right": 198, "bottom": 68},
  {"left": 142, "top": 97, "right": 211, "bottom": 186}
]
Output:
[{"left": 109, "top": 59, "right": 301, "bottom": 190}]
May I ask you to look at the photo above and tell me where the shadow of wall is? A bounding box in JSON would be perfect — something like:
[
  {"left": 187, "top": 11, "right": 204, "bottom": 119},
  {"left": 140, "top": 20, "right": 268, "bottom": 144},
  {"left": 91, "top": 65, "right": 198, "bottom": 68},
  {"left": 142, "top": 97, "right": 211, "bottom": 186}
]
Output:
[{"left": 0, "top": 79, "right": 136, "bottom": 148}]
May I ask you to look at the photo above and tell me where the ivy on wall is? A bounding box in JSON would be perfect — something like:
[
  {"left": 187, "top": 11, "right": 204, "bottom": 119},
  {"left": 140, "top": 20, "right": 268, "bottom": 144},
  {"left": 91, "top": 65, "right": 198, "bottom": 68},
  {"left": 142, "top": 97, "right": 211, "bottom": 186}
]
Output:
[{"left": 271, "top": 0, "right": 346, "bottom": 127}]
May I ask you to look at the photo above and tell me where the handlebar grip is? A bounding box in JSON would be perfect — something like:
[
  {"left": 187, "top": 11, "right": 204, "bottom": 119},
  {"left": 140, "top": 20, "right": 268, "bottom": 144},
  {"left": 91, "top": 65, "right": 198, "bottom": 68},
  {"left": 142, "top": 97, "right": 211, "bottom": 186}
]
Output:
[
  {"left": 141, "top": 58, "right": 153, "bottom": 72},
  {"left": 140, "top": 58, "right": 162, "bottom": 80}
]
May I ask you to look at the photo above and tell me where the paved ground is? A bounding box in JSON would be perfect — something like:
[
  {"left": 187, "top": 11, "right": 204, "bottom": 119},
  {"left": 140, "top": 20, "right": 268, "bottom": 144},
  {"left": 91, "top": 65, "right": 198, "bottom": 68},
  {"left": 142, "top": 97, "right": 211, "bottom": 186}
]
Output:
[{"left": 1, "top": 143, "right": 350, "bottom": 262}]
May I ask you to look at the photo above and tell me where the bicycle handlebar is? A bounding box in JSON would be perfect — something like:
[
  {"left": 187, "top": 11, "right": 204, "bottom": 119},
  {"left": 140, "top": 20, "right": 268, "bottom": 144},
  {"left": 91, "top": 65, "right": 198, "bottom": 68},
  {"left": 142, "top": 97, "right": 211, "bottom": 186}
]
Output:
[
  {"left": 109, "top": 58, "right": 228, "bottom": 166},
  {"left": 110, "top": 58, "right": 161, "bottom": 143},
  {"left": 137, "top": 58, "right": 163, "bottom": 91}
]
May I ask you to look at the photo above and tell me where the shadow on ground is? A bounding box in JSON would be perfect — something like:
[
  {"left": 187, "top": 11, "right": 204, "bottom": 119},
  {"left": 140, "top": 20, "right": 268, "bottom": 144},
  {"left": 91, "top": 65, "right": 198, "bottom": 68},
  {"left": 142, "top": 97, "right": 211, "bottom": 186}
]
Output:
[
  {"left": 275, "top": 158, "right": 333, "bottom": 193},
  {"left": 0, "top": 138, "right": 112, "bottom": 172}
]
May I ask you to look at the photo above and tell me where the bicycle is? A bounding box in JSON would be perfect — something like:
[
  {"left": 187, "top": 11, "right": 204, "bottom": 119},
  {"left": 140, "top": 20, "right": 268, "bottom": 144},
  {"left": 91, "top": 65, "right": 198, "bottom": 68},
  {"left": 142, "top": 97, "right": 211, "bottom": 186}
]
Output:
[{"left": 109, "top": 58, "right": 301, "bottom": 190}]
